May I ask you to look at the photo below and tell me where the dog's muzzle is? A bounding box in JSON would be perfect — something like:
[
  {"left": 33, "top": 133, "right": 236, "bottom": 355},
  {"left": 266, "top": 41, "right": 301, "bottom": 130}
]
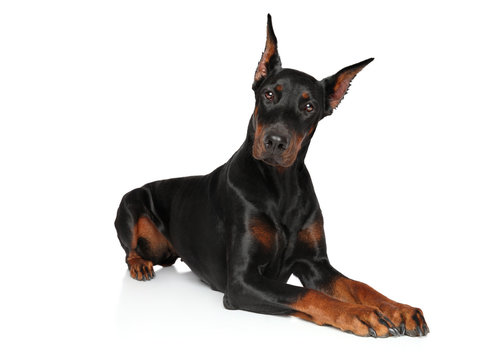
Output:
[{"left": 252, "top": 124, "right": 302, "bottom": 167}]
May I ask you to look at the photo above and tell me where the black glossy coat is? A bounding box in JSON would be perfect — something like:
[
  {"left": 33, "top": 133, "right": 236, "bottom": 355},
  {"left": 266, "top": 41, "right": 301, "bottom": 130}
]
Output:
[
  {"left": 114, "top": 16, "right": 428, "bottom": 337},
  {"left": 115, "top": 16, "right": 371, "bottom": 315}
]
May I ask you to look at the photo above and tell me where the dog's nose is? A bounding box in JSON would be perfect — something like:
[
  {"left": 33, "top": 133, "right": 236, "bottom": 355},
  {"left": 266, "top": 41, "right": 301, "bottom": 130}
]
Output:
[{"left": 264, "top": 134, "right": 289, "bottom": 153}]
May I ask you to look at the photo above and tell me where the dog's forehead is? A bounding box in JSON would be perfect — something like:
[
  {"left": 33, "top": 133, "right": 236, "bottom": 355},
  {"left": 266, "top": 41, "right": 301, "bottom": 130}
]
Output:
[{"left": 265, "top": 69, "right": 322, "bottom": 95}]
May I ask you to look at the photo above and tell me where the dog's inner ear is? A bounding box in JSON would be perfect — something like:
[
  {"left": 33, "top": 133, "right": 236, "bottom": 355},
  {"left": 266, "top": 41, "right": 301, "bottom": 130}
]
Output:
[
  {"left": 321, "top": 58, "right": 374, "bottom": 116},
  {"left": 253, "top": 14, "right": 282, "bottom": 91}
]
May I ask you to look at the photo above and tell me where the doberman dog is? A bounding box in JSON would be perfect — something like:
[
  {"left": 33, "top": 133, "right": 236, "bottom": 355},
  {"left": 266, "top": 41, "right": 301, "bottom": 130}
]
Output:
[{"left": 115, "top": 15, "right": 429, "bottom": 337}]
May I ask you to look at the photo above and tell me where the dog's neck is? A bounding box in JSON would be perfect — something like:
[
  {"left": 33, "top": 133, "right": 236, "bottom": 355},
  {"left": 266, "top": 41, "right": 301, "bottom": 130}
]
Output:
[{"left": 229, "top": 130, "right": 312, "bottom": 219}]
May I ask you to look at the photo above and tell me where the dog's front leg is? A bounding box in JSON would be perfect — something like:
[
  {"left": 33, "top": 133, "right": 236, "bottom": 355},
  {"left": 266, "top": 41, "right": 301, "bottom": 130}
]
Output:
[
  {"left": 294, "top": 214, "right": 429, "bottom": 336},
  {"left": 224, "top": 272, "right": 397, "bottom": 337},
  {"left": 223, "top": 218, "right": 397, "bottom": 337}
]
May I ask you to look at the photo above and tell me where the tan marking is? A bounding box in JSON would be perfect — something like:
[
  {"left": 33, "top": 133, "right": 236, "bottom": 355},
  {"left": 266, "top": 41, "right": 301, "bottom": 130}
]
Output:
[
  {"left": 329, "top": 65, "right": 368, "bottom": 110},
  {"left": 252, "top": 123, "right": 266, "bottom": 161},
  {"left": 133, "top": 216, "right": 174, "bottom": 256},
  {"left": 252, "top": 125, "right": 307, "bottom": 168},
  {"left": 252, "top": 128, "right": 307, "bottom": 168},
  {"left": 249, "top": 217, "right": 276, "bottom": 250},
  {"left": 280, "top": 131, "right": 305, "bottom": 167},
  {"left": 328, "top": 277, "right": 428, "bottom": 334},
  {"left": 291, "top": 290, "right": 336, "bottom": 326},
  {"left": 254, "top": 37, "right": 276, "bottom": 82},
  {"left": 302, "top": 92, "right": 309, "bottom": 99},
  {"left": 275, "top": 84, "right": 283, "bottom": 92},
  {"left": 298, "top": 216, "right": 324, "bottom": 246},
  {"left": 291, "top": 290, "right": 390, "bottom": 337},
  {"left": 330, "top": 277, "right": 369, "bottom": 304},
  {"left": 254, "top": 20, "right": 278, "bottom": 83}
]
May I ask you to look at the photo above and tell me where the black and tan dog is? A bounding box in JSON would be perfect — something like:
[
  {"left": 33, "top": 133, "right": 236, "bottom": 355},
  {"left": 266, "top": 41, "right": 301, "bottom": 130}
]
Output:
[{"left": 115, "top": 15, "right": 428, "bottom": 337}]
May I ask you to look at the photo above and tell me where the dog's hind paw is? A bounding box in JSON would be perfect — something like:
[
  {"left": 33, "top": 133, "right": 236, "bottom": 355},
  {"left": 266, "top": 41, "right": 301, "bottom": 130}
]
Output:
[{"left": 128, "top": 258, "right": 155, "bottom": 281}]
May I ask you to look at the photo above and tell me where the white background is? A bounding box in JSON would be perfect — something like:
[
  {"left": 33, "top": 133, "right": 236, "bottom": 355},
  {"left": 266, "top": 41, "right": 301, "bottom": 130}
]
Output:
[{"left": 1, "top": 1, "right": 502, "bottom": 359}]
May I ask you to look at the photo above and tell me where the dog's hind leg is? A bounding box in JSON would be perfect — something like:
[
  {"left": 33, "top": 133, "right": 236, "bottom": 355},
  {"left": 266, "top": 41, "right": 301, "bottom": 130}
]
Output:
[{"left": 114, "top": 187, "right": 178, "bottom": 281}]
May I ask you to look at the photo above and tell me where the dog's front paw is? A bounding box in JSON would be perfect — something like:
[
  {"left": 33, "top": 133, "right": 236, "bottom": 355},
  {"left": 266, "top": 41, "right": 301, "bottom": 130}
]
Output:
[
  {"left": 338, "top": 305, "right": 400, "bottom": 338},
  {"left": 379, "top": 302, "right": 429, "bottom": 336}
]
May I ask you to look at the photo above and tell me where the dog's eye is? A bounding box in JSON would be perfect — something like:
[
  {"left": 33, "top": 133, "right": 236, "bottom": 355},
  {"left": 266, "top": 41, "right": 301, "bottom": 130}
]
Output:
[
  {"left": 264, "top": 91, "right": 274, "bottom": 101},
  {"left": 305, "top": 103, "right": 314, "bottom": 112}
]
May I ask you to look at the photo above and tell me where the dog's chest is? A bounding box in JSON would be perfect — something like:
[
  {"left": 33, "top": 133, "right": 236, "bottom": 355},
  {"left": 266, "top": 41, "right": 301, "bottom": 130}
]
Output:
[{"left": 259, "top": 219, "right": 303, "bottom": 280}]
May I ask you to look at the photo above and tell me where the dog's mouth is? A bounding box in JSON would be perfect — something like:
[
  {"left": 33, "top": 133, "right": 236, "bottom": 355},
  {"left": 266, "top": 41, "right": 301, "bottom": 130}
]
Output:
[
  {"left": 254, "top": 151, "right": 298, "bottom": 168},
  {"left": 260, "top": 156, "right": 284, "bottom": 167}
]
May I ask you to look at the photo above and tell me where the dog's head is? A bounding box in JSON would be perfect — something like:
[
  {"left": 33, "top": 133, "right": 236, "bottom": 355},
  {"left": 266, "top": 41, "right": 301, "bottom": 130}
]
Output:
[{"left": 250, "top": 15, "right": 373, "bottom": 168}]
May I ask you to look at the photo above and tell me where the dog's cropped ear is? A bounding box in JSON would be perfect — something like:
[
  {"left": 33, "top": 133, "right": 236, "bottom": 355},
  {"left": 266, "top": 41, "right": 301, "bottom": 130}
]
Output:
[
  {"left": 253, "top": 14, "right": 282, "bottom": 91},
  {"left": 321, "top": 58, "right": 374, "bottom": 116}
]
